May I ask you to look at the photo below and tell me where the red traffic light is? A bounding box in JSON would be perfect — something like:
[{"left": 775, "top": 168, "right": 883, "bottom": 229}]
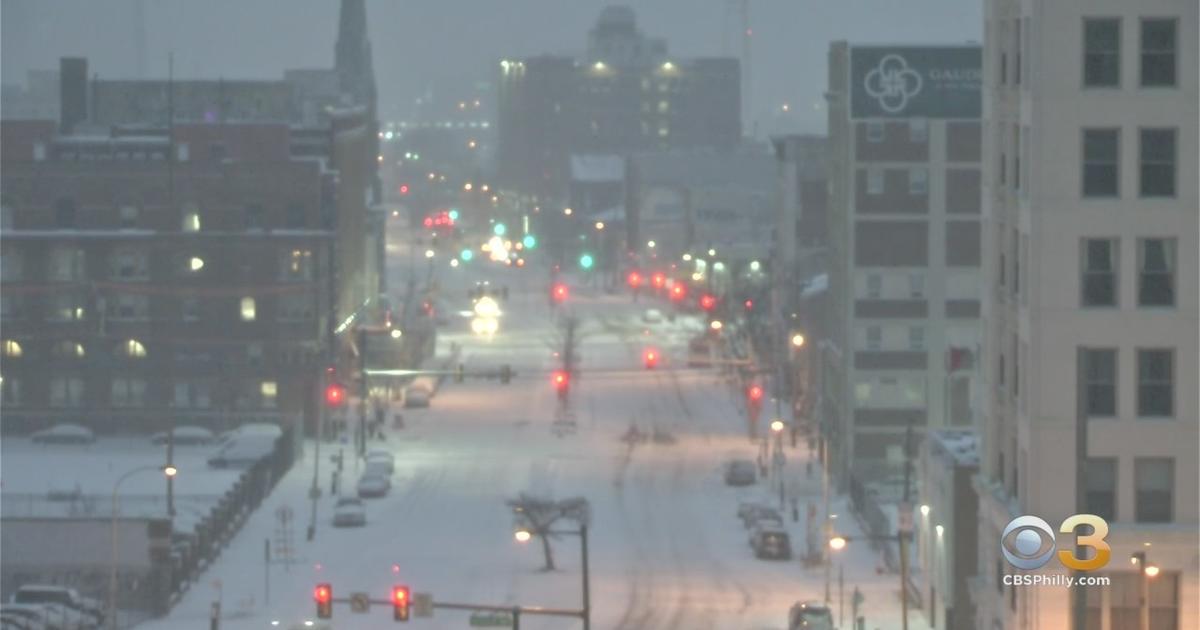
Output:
[
  {"left": 551, "top": 370, "right": 569, "bottom": 390},
  {"left": 747, "top": 385, "right": 764, "bottom": 402},
  {"left": 669, "top": 283, "right": 687, "bottom": 301},
  {"left": 643, "top": 348, "right": 659, "bottom": 369},
  {"left": 744, "top": 299, "right": 754, "bottom": 311},
  {"left": 627, "top": 271, "right": 642, "bottom": 288},
  {"left": 314, "top": 583, "right": 332, "bottom": 619},
  {"left": 552, "top": 283, "right": 568, "bottom": 303},
  {"left": 423, "top": 216, "right": 434, "bottom": 228},
  {"left": 699, "top": 294, "right": 717, "bottom": 311},
  {"left": 325, "top": 383, "right": 346, "bottom": 408},
  {"left": 651, "top": 272, "right": 666, "bottom": 289},
  {"left": 399, "top": 184, "right": 410, "bottom": 195},
  {"left": 392, "top": 585, "right": 410, "bottom": 621}
]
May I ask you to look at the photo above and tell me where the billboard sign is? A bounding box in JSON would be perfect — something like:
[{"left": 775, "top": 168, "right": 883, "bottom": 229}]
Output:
[{"left": 850, "top": 46, "right": 981, "bottom": 119}]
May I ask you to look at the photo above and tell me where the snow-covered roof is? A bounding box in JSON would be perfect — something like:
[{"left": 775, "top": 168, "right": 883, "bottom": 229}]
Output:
[
  {"left": 929, "top": 429, "right": 979, "bottom": 467},
  {"left": 570, "top": 154, "right": 624, "bottom": 183},
  {"left": 800, "top": 273, "right": 828, "bottom": 297}
]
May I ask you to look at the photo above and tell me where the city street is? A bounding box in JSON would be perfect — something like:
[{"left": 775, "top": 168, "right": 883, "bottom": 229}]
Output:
[{"left": 136, "top": 223, "right": 923, "bottom": 630}]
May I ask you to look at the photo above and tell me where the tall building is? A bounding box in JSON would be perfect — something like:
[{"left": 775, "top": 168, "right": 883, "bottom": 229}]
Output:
[
  {"left": 822, "top": 43, "right": 984, "bottom": 493},
  {"left": 972, "top": 1, "right": 1197, "bottom": 628},
  {"left": 496, "top": 6, "right": 740, "bottom": 198}
]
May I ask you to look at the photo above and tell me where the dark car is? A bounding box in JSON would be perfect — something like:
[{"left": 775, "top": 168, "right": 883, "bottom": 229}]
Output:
[
  {"left": 724, "top": 459, "right": 757, "bottom": 486},
  {"left": 788, "top": 601, "right": 834, "bottom": 629},
  {"left": 742, "top": 505, "right": 783, "bottom": 529},
  {"left": 751, "top": 526, "right": 792, "bottom": 560}
]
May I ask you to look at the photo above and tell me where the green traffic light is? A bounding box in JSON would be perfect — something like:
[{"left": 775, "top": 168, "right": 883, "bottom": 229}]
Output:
[
  {"left": 448, "top": 209, "right": 460, "bottom": 221},
  {"left": 522, "top": 235, "right": 536, "bottom": 249},
  {"left": 494, "top": 223, "right": 507, "bottom": 236},
  {"left": 460, "top": 249, "right": 474, "bottom": 262},
  {"left": 579, "top": 253, "right": 594, "bottom": 269}
]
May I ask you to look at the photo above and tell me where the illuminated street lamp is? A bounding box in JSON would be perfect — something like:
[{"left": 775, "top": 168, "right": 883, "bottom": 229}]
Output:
[
  {"left": 829, "top": 536, "right": 847, "bottom": 551},
  {"left": 770, "top": 419, "right": 785, "bottom": 433},
  {"left": 425, "top": 249, "right": 435, "bottom": 259},
  {"left": 791, "top": 333, "right": 806, "bottom": 348},
  {"left": 514, "top": 529, "right": 532, "bottom": 543},
  {"left": 111, "top": 466, "right": 178, "bottom": 630}
]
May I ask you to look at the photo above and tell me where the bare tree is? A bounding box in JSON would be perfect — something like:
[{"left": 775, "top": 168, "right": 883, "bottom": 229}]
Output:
[{"left": 506, "top": 494, "right": 590, "bottom": 571}]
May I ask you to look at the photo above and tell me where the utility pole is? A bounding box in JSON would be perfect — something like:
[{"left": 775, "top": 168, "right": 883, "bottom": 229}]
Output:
[
  {"left": 357, "top": 328, "right": 368, "bottom": 459},
  {"left": 898, "top": 420, "right": 914, "bottom": 630},
  {"left": 165, "top": 51, "right": 177, "bottom": 521}
]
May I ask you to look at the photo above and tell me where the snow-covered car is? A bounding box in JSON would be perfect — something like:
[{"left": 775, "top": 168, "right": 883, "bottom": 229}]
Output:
[
  {"left": 788, "top": 601, "right": 834, "bottom": 629},
  {"left": 10, "top": 585, "right": 104, "bottom": 623},
  {"left": 737, "top": 500, "right": 767, "bottom": 522},
  {"left": 356, "top": 474, "right": 391, "bottom": 498},
  {"left": 207, "top": 434, "right": 277, "bottom": 468},
  {"left": 0, "top": 605, "right": 52, "bottom": 630},
  {"left": 641, "top": 308, "right": 664, "bottom": 324},
  {"left": 751, "top": 526, "right": 792, "bottom": 560},
  {"left": 741, "top": 505, "right": 783, "bottom": 529},
  {"left": 332, "top": 498, "right": 366, "bottom": 527},
  {"left": 365, "top": 452, "right": 394, "bottom": 475},
  {"left": 724, "top": 459, "right": 757, "bottom": 486},
  {"left": 29, "top": 424, "right": 95, "bottom": 444},
  {"left": 748, "top": 518, "right": 787, "bottom": 546},
  {"left": 151, "top": 426, "right": 216, "bottom": 445}
]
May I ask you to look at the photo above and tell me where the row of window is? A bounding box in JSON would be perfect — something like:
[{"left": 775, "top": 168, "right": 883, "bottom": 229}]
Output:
[
  {"left": 864, "top": 119, "right": 928, "bottom": 144},
  {"left": 2, "top": 248, "right": 315, "bottom": 283},
  {"left": 1, "top": 293, "right": 315, "bottom": 324},
  {"left": 1084, "top": 17, "right": 1178, "bottom": 88},
  {"left": 43, "top": 201, "right": 311, "bottom": 231},
  {"left": 1082, "top": 127, "right": 1176, "bottom": 198},
  {"left": 0, "top": 376, "right": 279, "bottom": 409},
  {"left": 1081, "top": 237, "right": 1175, "bottom": 308},
  {"left": 1081, "top": 347, "right": 1176, "bottom": 419},
  {"left": 2, "top": 338, "right": 144, "bottom": 359},
  {"left": 863, "top": 167, "right": 929, "bottom": 196},
  {"left": 1086, "top": 456, "right": 1176, "bottom": 523},
  {"left": 862, "top": 325, "right": 927, "bottom": 352}
]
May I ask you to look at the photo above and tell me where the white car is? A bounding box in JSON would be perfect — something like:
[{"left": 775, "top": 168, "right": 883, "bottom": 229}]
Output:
[
  {"left": 10, "top": 584, "right": 104, "bottom": 623},
  {"left": 366, "top": 452, "right": 394, "bottom": 475},
  {"left": 151, "top": 425, "right": 215, "bottom": 445},
  {"left": 356, "top": 474, "right": 391, "bottom": 498},
  {"left": 30, "top": 424, "right": 95, "bottom": 444},
  {"left": 332, "top": 498, "right": 366, "bottom": 527},
  {"left": 642, "top": 308, "right": 664, "bottom": 324}
]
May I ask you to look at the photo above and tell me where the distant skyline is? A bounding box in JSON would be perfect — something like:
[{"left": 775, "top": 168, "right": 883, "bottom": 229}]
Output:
[{"left": 0, "top": 0, "right": 981, "bottom": 136}]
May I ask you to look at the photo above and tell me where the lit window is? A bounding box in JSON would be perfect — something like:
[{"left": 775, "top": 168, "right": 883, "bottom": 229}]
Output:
[
  {"left": 241, "top": 297, "right": 257, "bottom": 321},
  {"left": 119, "top": 205, "right": 139, "bottom": 229},
  {"left": 123, "top": 339, "right": 147, "bottom": 358},
  {"left": 189, "top": 256, "right": 205, "bottom": 272},
  {"left": 52, "top": 341, "right": 85, "bottom": 358},
  {"left": 657, "top": 100, "right": 669, "bottom": 114},
  {"left": 182, "top": 208, "right": 201, "bottom": 232},
  {"left": 2, "top": 340, "right": 22, "bottom": 357},
  {"left": 657, "top": 126, "right": 669, "bottom": 138},
  {"left": 261, "top": 381, "right": 278, "bottom": 407}
]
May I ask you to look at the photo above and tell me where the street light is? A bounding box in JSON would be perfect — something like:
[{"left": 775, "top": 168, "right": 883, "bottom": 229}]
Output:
[
  {"left": 791, "top": 333, "right": 806, "bottom": 348},
  {"left": 513, "top": 529, "right": 532, "bottom": 543},
  {"left": 513, "top": 524, "right": 591, "bottom": 630},
  {"left": 829, "top": 536, "right": 848, "bottom": 551},
  {"left": 111, "top": 466, "right": 177, "bottom": 630},
  {"left": 770, "top": 419, "right": 785, "bottom": 433}
]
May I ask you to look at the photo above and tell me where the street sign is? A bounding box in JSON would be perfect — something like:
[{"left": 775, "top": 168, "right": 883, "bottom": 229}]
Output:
[
  {"left": 412, "top": 593, "right": 433, "bottom": 617},
  {"left": 349, "top": 592, "right": 370, "bottom": 613},
  {"left": 468, "top": 611, "right": 513, "bottom": 627}
]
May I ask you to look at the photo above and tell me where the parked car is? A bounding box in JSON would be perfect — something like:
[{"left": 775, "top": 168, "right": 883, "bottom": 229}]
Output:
[
  {"left": 10, "top": 585, "right": 103, "bottom": 623},
  {"left": 737, "top": 500, "right": 766, "bottom": 522},
  {"left": 29, "top": 424, "right": 95, "bottom": 445},
  {"left": 641, "top": 308, "right": 664, "bottom": 324},
  {"left": 332, "top": 498, "right": 366, "bottom": 527},
  {"left": 0, "top": 605, "right": 54, "bottom": 630},
  {"left": 404, "top": 384, "right": 431, "bottom": 408},
  {"left": 741, "top": 505, "right": 783, "bottom": 529},
  {"left": 151, "top": 425, "right": 216, "bottom": 445},
  {"left": 365, "top": 452, "right": 394, "bottom": 475},
  {"left": 356, "top": 474, "right": 391, "bottom": 498},
  {"left": 207, "top": 434, "right": 277, "bottom": 468},
  {"left": 724, "top": 459, "right": 757, "bottom": 486},
  {"left": 363, "top": 459, "right": 391, "bottom": 479},
  {"left": 788, "top": 601, "right": 834, "bottom": 629},
  {"left": 751, "top": 526, "right": 792, "bottom": 560},
  {"left": 217, "top": 423, "right": 283, "bottom": 445}
]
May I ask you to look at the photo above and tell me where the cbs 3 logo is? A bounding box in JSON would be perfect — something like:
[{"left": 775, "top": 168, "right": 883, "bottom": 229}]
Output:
[{"left": 1000, "top": 514, "right": 1111, "bottom": 571}]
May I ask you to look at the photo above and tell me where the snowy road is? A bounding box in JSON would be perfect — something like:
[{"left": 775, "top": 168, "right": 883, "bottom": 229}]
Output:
[{"left": 141, "top": 230, "right": 927, "bottom": 630}]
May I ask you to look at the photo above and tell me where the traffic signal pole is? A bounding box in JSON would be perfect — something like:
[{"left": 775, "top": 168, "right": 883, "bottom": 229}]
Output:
[{"left": 357, "top": 328, "right": 368, "bottom": 459}]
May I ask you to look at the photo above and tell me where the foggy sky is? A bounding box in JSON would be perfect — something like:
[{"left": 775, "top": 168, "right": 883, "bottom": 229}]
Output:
[{"left": 1, "top": 0, "right": 981, "bottom": 136}]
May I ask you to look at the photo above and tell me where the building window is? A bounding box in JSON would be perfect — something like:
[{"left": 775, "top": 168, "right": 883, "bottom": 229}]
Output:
[
  {"left": 182, "top": 297, "right": 200, "bottom": 322},
  {"left": 1140, "top": 18, "right": 1177, "bottom": 87},
  {"left": 909, "top": 119, "right": 927, "bottom": 143},
  {"left": 1, "top": 377, "right": 21, "bottom": 405},
  {"left": 1082, "top": 128, "right": 1119, "bottom": 197},
  {"left": 245, "top": 204, "right": 265, "bottom": 230},
  {"left": 111, "top": 249, "right": 149, "bottom": 280},
  {"left": 54, "top": 198, "right": 77, "bottom": 229},
  {"left": 286, "top": 203, "right": 305, "bottom": 229},
  {"left": 51, "top": 341, "right": 85, "bottom": 358},
  {"left": 1139, "top": 128, "right": 1176, "bottom": 197},
  {"left": 280, "top": 249, "right": 314, "bottom": 281},
  {"left": 1137, "top": 349, "right": 1173, "bottom": 418},
  {"left": 174, "top": 381, "right": 211, "bottom": 408},
  {"left": 866, "top": 121, "right": 884, "bottom": 143},
  {"left": 908, "top": 326, "right": 925, "bottom": 351},
  {"left": 1, "top": 295, "right": 24, "bottom": 321},
  {"left": 278, "top": 293, "right": 314, "bottom": 321},
  {"left": 2, "top": 339, "right": 23, "bottom": 357},
  {"left": 119, "top": 205, "right": 139, "bottom": 229},
  {"left": 866, "top": 274, "right": 882, "bottom": 298},
  {"left": 1085, "top": 458, "right": 1117, "bottom": 521},
  {"left": 866, "top": 168, "right": 883, "bottom": 195},
  {"left": 1138, "top": 238, "right": 1175, "bottom": 307},
  {"left": 111, "top": 377, "right": 147, "bottom": 407},
  {"left": 186, "top": 256, "right": 205, "bottom": 274},
  {"left": 48, "top": 293, "right": 85, "bottom": 321},
  {"left": 1081, "top": 238, "right": 1118, "bottom": 307},
  {"left": 657, "top": 100, "right": 669, "bottom": 114},
  {"left": 176, "top": 142, "right": 189, "bottom": 162},
  {"left": 109, "top": 294, "right": 149, "bottom": 321},
  {"left": 1134, "top": 457, "right": 1173, "bottom": 522},
  {"left": 1, "top": 249, "right": 22, "bottom": 281},
  {"left": 49, "top": 247, "right": 85, "bottom": 281},
  {"left": 1149, "top": 572, "right": 1180, "bottom": 628},
  {"left": 908, "top": 168, "right": 928, "bottom": 195},
  {"left": 1082, "top": 348, "right": 1117, "bottom": 417},
  {"left": 50, "top": 377, "right": 85, "bottom": 407},
  {"left": 122, "top": 339, "right": 147, "bottom": 359},
  {"left": 261, "top": 381, "right": 278, "bottom": 408},
  {"left": 1083, "top": 18, "right": 1120, "bottom": 87},
  {"left": 908, "top": 273, "right": 924, "bottom": 298},
  {"left": 182, "top": 207, "right": 201, "bottom": 232},
  {"left": 240, "top": 297, "right": 257, "bottom": 321},
  {"left": 866, "top": 326, "right": 882, "bottom": 351}
]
